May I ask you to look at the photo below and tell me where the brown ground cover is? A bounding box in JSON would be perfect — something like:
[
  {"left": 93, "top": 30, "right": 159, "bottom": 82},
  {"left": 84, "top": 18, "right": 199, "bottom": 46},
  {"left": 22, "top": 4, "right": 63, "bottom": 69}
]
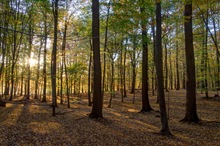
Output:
[{"left": 0, "top": 89, "right": 219, "bottom": 145}]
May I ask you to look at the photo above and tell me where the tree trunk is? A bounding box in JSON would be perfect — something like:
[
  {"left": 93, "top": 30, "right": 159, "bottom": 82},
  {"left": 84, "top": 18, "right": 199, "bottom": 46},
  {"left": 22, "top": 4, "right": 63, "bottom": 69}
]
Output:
[
  {"left": 64, "top": 60, "right": 70, "bottom": 108},
  {"left": 108, "top": 60, "right": 114, "bottom": 108},
  {"left": 123, "top": 39, "right": 127, "bottom": 97},
  {"left": 27, "top": 21, "right": 33, "bottom": 100},
  {"left": 140, "top": 5, "right": 152, "bottom": 112},
  {"left": 102, "top": 0, "right": 111, "bottom": 96},
  {"left": 60, "top": 61, "right": 63, "bottom": 104},
  {"left": 180, "top": 1, "right": 199, "bottom": 123},
  {"left": 34, "top": 37, "right": 43, "bottom": 99},
  {"left": 155, "top": 1, "right": 171, "bottom": 135},
  {"left": 20, "top": 71, "right": 24, "bottom": 96},
  {"left": 151, "top": 17, "right": 158, "bottom": 98},
  {"left": 88, "top": 39, "right": 92, "bottom": 106},
  {"left": 176, "top": 40, "right": 180, "bottom": 90},
  {"left": 169, "top": 48, "right": 173, "bottom": 90},
  {"left": 120, "top": 44, "right": 124, "bottom": 102},
  {"left": 201, "top": 12, "right": 209, "bottom": 98},
  {"left": 89, "top": 0, "right": 103, "bottom": 118},
  {"left": 130, "top": 38, "right": 137, "bottom": 94},
  {"left": 164, "top": 43, "right": 168, "bottom": 92},
  {"left": 42, "top": 14, "right": 47, "bottom": 103},
  {"left": 4, "top": 57, "right": 10, "bottom": 96},
  {"left": 51, "top": 0, "right": 59, "bottom": 116}
]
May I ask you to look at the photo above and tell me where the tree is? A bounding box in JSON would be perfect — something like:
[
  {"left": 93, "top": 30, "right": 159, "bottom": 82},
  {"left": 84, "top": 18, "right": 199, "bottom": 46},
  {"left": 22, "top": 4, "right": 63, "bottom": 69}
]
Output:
[
  {"left": 107, "top": 33, "right": 120, "bottom": 108},
  {"left": 42, "top": 12, "right": 48, "bottom": 103},
  {"left": 180, "top": 0, "right": 199, "bottom": 123},
  {"left": 27, "top": 4, "right": 34, "bottom": 100},
  {"left": 9, "top": 0, "right": 25, "bottom": 101},
  {"left": 88, "top": 39, "right": 93, "bottom": 106},
  {"left": 155, "top": 0, "right": 171, "bottom": 134},
  {"left": 51, "top": 0, "right": 59, "bottom": 116},
  {"left": 89, "top": 0, "right": 103, "bottom": 118},
  {"left": 175, "top": 22, "right": 180, "bottom": 90},
  {"left": 102, "top": 0, "right": 111, "bottom": 96},
  {"left": 61, "top": 16, "right": 70, "bottom": 108},
  {"left": 140, "top": 2, "right": 153, "bottom": 112},
  {"left": 34, "top": 37, "right": 43, "bottom": 99}
]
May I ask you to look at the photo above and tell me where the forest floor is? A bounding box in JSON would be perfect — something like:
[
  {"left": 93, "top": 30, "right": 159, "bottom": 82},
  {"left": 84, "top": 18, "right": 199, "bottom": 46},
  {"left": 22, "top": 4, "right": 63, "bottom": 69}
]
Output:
[{"left": 0, "top": 89, "right": 219, "bottom": 146}]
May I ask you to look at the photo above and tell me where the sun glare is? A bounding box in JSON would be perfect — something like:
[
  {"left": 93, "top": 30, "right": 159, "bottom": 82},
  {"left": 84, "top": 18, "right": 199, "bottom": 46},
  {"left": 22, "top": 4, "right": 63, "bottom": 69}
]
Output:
[{"left": 29, "top": 58, "right": 37, "bottom": 67}]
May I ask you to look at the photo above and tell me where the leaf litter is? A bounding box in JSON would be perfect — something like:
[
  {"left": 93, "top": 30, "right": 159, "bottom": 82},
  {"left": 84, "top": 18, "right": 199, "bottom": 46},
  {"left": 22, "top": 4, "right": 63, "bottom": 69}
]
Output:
[{"left": 0, "top": 89, "right": 219, "bottom": 145}]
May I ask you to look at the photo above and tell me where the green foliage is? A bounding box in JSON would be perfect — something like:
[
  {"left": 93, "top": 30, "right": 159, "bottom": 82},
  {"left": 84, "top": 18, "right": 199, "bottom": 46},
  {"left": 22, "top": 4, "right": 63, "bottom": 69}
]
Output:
[{"left": 67, "top": 63, "right": 87, "bottom": 79}]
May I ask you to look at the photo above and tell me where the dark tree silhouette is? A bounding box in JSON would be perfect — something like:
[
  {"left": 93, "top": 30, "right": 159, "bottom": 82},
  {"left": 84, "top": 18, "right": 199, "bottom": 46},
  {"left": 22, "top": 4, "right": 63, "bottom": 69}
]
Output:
[
  {"left": 89, "top": 0, "right": 103, "bottom": 118},
  {"left": 51, "top": 0, "right": 59, "bottom": 116},
  {"left": 181, "top": 0, "right": 200, "bottom": 123},
  {"left": 140, "top": 4, "right": 153, "bottom": 112},
  {"left": 155, "top": 1, "right": 171, "bottom": 135}
]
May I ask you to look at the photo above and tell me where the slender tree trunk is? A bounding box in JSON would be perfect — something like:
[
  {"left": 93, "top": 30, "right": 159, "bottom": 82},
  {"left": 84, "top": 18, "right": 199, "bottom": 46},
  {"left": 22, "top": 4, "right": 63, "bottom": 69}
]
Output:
[
  {"left": 108, "top": 60, "right": 114, "bottom": 108},
  {"left": 4, "top": 57, "right": 10, "bottom": 96},
  {"left": 176, "top": 40, "right": 180, "bottom": 90},
  {"left": 130, "top": 38, "right": 137, "bottom": 94},
  {"left": 0, "top": 17, "right": 7, "bottom": 79},
  {"left": 155, "top": 1, "right": 171, "bottom": 134},
  {"left": 151, "top": 17, "right": 158, "bottom": 98},
  {"left": 89, "top": 0, "right": 103, "bottom": 118},
  {"left": 20, "top": 71, "right": 24, "bottom": 96},
  {"left": 51, "top": 0, "right": 59, "bottom": 116},
  {"left": 120, "top": 44, "right": 124, "bottom": 102},
  {"left": 27, "top": 23, "right": 33, "bottom": 100},
  {"left": 42, "top": 14, "right": 47, "bottom": 103},
  {"left": 123, "top": 39, "right": 127, "bottom": 97},
  {"left": 34, "top": 38, "right": 43, "bottom": 99},
  {"left": 164, "top": 43, "right": 168, "bottom": 92},
  {"left": 201, "top": 13, "right": 209, "bottom": 98},
  {"left": 181, "top": 1, "right": 199, "bottom": 123},
  {"left": 9, "top": 28, "right": 17, "bottom": 101},
  {"left": 169, "top": 48, "right": 173, "bottom": 90},
  {"left": 88, "top": 39, "right": 92, "bottom": 106},
  {"left": 61, "top": 17, "right": 70, "bottom": 107},
  {"left": 60, "top": 61, "right": 63, "bottom": 103},
  {"left": 73, "top": 80, "right": 76, "bottom": 95},
  {"left": 64, "top": 59, "right": 70, "bottom": 108},
  {"left": 102, "top": 0, "right": 111, "bottom": 96}
]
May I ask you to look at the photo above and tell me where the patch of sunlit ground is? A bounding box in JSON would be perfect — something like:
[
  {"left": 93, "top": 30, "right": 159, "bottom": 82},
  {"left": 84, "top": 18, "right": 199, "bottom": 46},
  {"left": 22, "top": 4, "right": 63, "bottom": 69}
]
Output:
[
  {"left": 127, "top": 108, "right": 139, "bottom": 113},
  {"left": 28, "top": 104, "right": 49, "bottom": 114},
  {"left": 29, "top": 121, "right": 62, "bottom": 134},
  {"left": 1, "top": 103, "right": 23, "bottom": 126}
]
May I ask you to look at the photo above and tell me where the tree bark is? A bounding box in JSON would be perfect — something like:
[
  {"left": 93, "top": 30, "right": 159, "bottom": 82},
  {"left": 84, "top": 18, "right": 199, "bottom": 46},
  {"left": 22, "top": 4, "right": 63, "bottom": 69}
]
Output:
[
  {"left": 51, "top": 0, "right": 59, "bottom": 116},
  {"left": 180, "top": 1, "right": 199, "bottom": 123},
  {"left": 89, "top": 0, "right": 103, "bottom": 118},
  {"left": 42, "top": 13, "right": 47, "bottom": 103},
  {"left": 176, "top": 40, "right": 180, "bottom": 90},
  {"left": 130, "top": 37, "right": 137, "bottom": 94},
  {"left": 88, "top": 39, "right": 93, "bottom": 106},
  {"left": 140, "top": 5, "right": 153, "bottom": 112},
  {"left": 164, "top": 43, "right": 168, "bottom": 92},
  {"left": 155, "top": 1, "right": 171, "bottom": 135},
  {"left": 123, "top": 38, "right": 128, "bottom": 97}
]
